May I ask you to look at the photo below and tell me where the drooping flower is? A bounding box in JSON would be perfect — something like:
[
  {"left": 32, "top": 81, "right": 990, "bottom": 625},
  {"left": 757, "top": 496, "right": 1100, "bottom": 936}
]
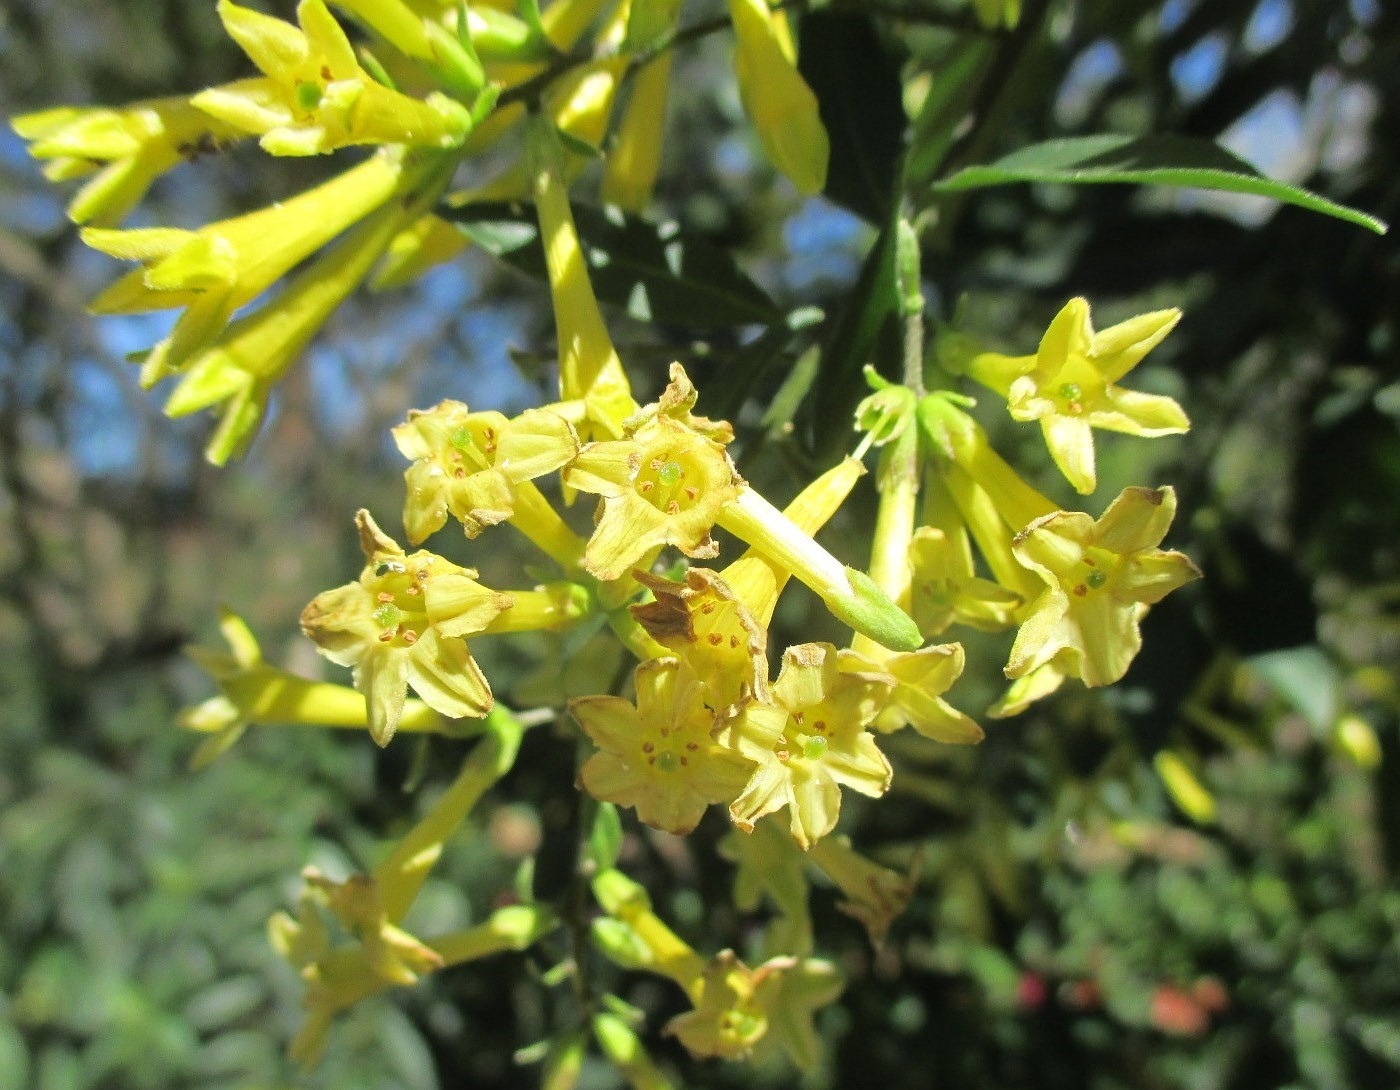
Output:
[
  {"left": 1006, "top": 486, "right": 1201, "bottom": 687},
  {"left": 960, "top": 297, "right": 1189, "bottom": 494},
  {"left": 299, "top": 510, "right": 512, "bottom": 744},
  {"left": 726, "top": 644, "right": 895, "bottom": 849},
  {"left": 807, "top": 835, "right": 916, "bottom": 946},
  {"left": 12, "top": 98, "right": 244, "bottom": 226},
  {"left": 572, "top": 658, "right": 757, "bottom": 835},
  {"left": 83, "top": 149, "right": 406, "bottom": 384},
  {"left": 191, "top": 0, "right": 478, "bottom": 157}
]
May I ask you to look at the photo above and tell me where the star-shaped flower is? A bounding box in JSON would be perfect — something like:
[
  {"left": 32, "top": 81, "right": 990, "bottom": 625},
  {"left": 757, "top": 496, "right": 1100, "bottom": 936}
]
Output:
[
  {"left": 1006, "top": 486, "right": 1201, "bottom": 687},
  {"left": 572, "top": 658, "right": 756, "bottom": 835},
  {"left": 964, "top": 297, "right": 1189, "bottom": 493},
  {"left": 392, "top": 401, "right": 578, "bottom": 542},
  {"left": 299, "top": 510, "right": 512, "bottom": 744},
  {"left": 726, "top": 644, "right": 895, "bottom": 849},
  {"left": 564, "top": 365, "right": 744, "bottom": 580}
]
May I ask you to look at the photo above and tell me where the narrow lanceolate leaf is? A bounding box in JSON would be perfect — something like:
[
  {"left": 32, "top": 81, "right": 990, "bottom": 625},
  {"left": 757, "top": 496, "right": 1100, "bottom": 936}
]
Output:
[
  {"left": 797, "top": 10, "right": 907, "bottom": 224},
  {"left": 934, "top": 134, "right": 1388, "bottom": 234},
  {"left": 442, "top": 200, "right": 783, "bottom": 326}
]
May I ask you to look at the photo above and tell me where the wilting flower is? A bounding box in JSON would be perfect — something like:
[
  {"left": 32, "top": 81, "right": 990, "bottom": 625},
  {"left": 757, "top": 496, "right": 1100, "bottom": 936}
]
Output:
[
  {"left": 630, "top": 567, "right": 770, "bottom": 715},
  {"left": 572, "top": 658, "right": 756, "bottom": 835},
  {"left": 726, "top": 644, "right": 895, "bottom": 849},
  {"left": 392, "top": 401, "right": 579, "bottom": 542},
  {"left": 12, "top": 98, "right": 243, "bottom": 226},
  {"left": 961, "top": 298, "right": 1189, "bottom": 494},
  {"left": 192, "top": 0, "right": 476, "bottom": 156},
  {"left": 807, "top": 835, "right": 916, "bottom": 946},
  {"left": 299, "top": 510, "right": 512, "bottom": 745},
  {"left": 1006, "top": 486, "right": 1201, "bottom": 687}
]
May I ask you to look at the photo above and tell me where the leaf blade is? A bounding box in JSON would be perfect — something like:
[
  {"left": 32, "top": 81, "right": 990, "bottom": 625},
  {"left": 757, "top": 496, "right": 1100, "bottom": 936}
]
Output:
[{"left": 934, "top": 134, "right": 1388, "bottom": 234}]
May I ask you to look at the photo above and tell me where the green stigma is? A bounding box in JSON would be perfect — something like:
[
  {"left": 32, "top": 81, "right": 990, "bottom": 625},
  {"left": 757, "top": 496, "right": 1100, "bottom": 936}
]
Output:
[
  {"left": 372, "top": 602, "right": 405, "bottom": 630},
  {"left": 295, "top": 81, "right": 324, "bottom": 112},
  {"left": 657, "top": 460, "right": 683, "bottom": 487},
  {"left": 802, "top": 735, "right": 829, "bottom": 761},
  {"left": 450, "top": 425, "right": 475, "bottom": 452},
  {"left": 1059, "top": 382, "right": 1082, "bottom": 402},
  {"left": 654, "top": 750, "right": 679, "bottom": 773},
  {"left": 1086, "top": 568, "right": 1108, "bottom": 589}
]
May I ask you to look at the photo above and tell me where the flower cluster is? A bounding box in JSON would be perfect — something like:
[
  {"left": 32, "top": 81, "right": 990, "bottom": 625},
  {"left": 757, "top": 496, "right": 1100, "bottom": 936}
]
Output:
[{"left": 21, "top": 0, "right": 1203, "bottom": 1077}]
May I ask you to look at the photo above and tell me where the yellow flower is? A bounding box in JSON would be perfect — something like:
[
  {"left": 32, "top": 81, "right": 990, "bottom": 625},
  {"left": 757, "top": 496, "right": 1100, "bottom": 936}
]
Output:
[
  {"left": 191, "top": 0, "right": 477, "bottom": 156},
  {"left": 962, "top": 297, "right": 1189, "bottom": 494},
  {"left": 180, "top": 608, "right": 453, "bottom": 767},
  {"left": 163, "top": 198, "right": 407, "bottom": 465},
  {"left": 12, "top": 98, "right": 243, "bottom": 226},
  {"left": 299, "top": 510, "right": 512, "bottom": 744},
  {"left": 600, "top": 49, "right": 675, "bottom": 211},
  {"left": 630, "top": 567, "right": 770, "bottom": 715},
  {"left": 572, "top": 658, "right": 756, "bottom": 835},
  {"left": 727, "top": 0, "right": 829, "bottom": 195},
  {"left": 564, "top": 367, "right": 744, "bottom": 581},
  {"left": 83, "top": 149, "right": 405, "bottom": 385},
  {"left": 1006, "top": 486, "right": 1201, "bottom": 687},
  {"left": 529, "top": 117, "right": 638, "bottom": 440},
  {"left": 909, "top": 525, "right": 1023, "bottom": 636},
  {"left": 392, "top": 400, "right": 579, "bottom": 544},
  {"left": 869, "top": 643, "right": 984, "bottom": 744},
  {"left": 726, "top": 643, "right": 895, "bottom": 849}
]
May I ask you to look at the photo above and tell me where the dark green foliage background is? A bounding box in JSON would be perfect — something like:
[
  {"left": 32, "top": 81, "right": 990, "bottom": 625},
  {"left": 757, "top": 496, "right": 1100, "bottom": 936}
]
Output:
[{"left": 1, "top": 1, "right": 1397, "bottom": 1087}]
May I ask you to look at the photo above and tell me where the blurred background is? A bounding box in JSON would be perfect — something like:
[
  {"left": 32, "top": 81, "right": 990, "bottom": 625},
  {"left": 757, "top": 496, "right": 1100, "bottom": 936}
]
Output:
[{"left": 1, "top": 1, "right": 1398, "bottom": 1087}]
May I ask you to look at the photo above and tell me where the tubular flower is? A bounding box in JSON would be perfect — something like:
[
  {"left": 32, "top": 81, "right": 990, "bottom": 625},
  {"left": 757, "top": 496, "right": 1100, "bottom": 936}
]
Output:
[
  {"left": 12, "top": 98, "right": 244, "bottom": 226},
  {"left": 961, "top": 297, "right": 1189, "bottom": 494},
  {"left": 84, "top": 149, "right": 405, "bottom": 385},
  {"left": 192, "top": 0, "right": 477, "bottom": 157},
  {"left": 392, "top": 401, "right": 579, "bottom": 541},
  {"left": 726, "top": 644, "right": 896, "bottom": 849},
  {"left": 1006, "top": 486, "right": 1202, "bottom": 688},
  {"left": 909, "top": 525, "right": 1023, "bottom": 636},
  {"left": 164, "top": 199, "right": 405, "bottom": 465},
  {"left": 530, "top": 117, "right": 638, "bottom": 440},
  {"left": 867, "top": 644, "right": 984, "bottom": 745},
  {"left": 572, "top": 658, "right": 756, "bottom": 836},
  {"left": 564, "top": 366, "right": 744, "bottom": 581},
  {"left": 299, "top": 510, "right": 512, "bottom": 745},
  {"left": 726, "top": 0, "right": 829, "bottom": 195}
]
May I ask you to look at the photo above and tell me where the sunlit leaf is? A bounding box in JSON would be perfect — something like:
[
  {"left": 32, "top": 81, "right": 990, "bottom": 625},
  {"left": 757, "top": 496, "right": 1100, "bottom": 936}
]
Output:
[{"left": 934, "top": 134, "right": 1388, "bottom": 234}]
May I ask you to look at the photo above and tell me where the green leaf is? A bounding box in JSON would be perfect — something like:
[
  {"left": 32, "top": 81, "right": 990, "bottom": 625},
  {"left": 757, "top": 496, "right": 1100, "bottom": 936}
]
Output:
[
  {"left": 442, "top": 200, "right": 783, "bottom": 326},
  {"left": 1247, "top": 645, "right": 1341, "bottom": 734},
  {"left": 798, "top": 10, "right": 907, "bottom": 224},
  {"left": 934, "top": 134, "right": 1388, "bottom": 234}
]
